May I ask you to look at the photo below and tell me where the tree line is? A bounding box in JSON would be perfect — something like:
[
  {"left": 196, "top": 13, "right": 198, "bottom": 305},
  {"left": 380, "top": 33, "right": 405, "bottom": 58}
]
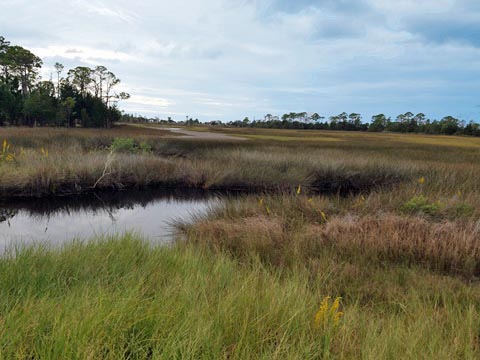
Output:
[
  {"left": 0, "top": 35, "right": 129, "bottom": 128},
  {"left": 122, "top": 111, "right": 480, "bottom": 136},
  {"left": 225, "top": 112, "right": 480, "bottom": 136}
]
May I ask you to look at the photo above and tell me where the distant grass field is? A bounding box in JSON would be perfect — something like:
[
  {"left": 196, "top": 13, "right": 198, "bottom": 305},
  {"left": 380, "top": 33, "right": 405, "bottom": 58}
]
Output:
[
  {"left": 1, "top": 124, "right": 480, "bottom": 358},
  {"left": 2, "top": 124, "right": 480, "bottom": 197}
]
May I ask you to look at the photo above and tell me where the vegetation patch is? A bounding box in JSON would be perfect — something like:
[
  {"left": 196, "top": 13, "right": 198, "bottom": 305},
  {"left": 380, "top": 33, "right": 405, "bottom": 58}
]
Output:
[
  {"left": 400, "top": 195, "right": 443, "bottom": 216},
  {"left": 110, "top": 137, "right": 152, "bottom": 154}
]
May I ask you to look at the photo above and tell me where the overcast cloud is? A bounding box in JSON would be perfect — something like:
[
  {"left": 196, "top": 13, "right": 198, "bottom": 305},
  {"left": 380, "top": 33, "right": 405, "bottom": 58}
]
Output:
[{"left": 1, "top": 0, "right": 479, "bottom": 121}]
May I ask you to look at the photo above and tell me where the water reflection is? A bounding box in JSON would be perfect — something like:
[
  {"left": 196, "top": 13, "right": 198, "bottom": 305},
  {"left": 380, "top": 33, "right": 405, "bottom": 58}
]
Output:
[{"left": 0, "top": 188, "right": 219, "bottom": 249}]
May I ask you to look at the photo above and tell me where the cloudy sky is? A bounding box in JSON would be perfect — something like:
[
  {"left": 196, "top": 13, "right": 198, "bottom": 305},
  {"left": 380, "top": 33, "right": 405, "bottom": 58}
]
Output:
[{"left": 1, "top": 0, "right": 480, "bottom": 121}]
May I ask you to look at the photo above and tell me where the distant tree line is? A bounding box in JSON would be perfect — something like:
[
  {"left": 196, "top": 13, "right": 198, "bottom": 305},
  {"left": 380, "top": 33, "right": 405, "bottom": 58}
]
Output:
[
  {"left": 225, "top": 112, "right": 480, "bottom": 136},
  {"left": 0, "top": 35, "right": 129, "bottom": 128},
  {"left": 121, "top": 111, "right": 480, "bottom": 136}
]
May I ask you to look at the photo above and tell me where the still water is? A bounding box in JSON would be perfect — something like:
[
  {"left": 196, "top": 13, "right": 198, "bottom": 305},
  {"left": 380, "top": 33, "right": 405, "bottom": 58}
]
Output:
[{"left": 0, "top": 189, "right": 219, "bottom": 249}]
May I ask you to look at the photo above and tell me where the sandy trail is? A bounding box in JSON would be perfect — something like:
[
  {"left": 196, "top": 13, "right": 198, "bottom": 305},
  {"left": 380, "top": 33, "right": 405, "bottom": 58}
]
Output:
[
  {"left": 165, "top": 127, "right": 246, "bottom": 141},
  {"left": 137, "top": 125, "right": 246, "bottom": 141}
]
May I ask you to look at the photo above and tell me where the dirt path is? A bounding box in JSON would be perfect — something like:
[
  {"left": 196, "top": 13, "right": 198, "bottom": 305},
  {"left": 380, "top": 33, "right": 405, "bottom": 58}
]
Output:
[
  {"left": 133, "top": 125, "right": 247, "bottom": 141},
  {"left": 164, "top": 127, "right": 246, "bottom": 141}
]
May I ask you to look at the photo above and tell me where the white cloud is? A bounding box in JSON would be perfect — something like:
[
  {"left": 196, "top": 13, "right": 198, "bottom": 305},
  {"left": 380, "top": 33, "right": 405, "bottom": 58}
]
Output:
[
  {"left": 1, "top": 0, "right": 480, "bottom": 120},
  {"left": 126, "top": 95, "right": 172, "bottom": 108}
]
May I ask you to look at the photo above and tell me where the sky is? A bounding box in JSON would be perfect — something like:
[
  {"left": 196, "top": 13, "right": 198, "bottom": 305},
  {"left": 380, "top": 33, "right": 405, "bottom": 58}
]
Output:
[{"left": 1, "top": 0, "right": 480, "bottom": 122}]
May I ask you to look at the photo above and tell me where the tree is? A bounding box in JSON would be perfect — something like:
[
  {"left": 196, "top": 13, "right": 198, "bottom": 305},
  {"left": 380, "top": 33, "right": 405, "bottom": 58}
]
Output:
[
  {"left": 67, "top": 66, "right": 93, "bottom": 96},
  {"left": 329, "top": 112, "right": 348, "bottom": 130},
  {"left": 92, "top": 65, "right": 108, "bottom": 99},
  {"left": 58, "top": 97, "right": 75, "bottom": 127},
  {"left": 0, "top": 36, "right": 9, "bottom": 54},
  {"left": 103, "top": 70, "right": 120, "bottom": 107},
  {"left": 0, "top": 84, "right": 16, "bottom": 125},
  {"left": 5, "top": 45, "right": 42, "bottom": 96},
  {"left": 311, "top": 113, "right": 323, "bottom": 122},
  {"left": 369, "top": 114, "right": 388, "bottom": 132},
  {"left": 0, "top": 36, "right": 11, "bottom": 83},
  {"left": 298, "top": 112, "right": 308, "bottom": 122},
  {"left": 439, "top": 116, "right": 460, "bottom": 135},
  {"left": 54, "top": 62, "right": 64, "bottom": 99},
  {"left": 348, "top": 113, "right": 362, "bottom": 130},
  {"left": 464, "top": 121, "right": 480, "bottom": 136},
  {"left": 23, "top": 83, "right": 57, "bottom": 126}
]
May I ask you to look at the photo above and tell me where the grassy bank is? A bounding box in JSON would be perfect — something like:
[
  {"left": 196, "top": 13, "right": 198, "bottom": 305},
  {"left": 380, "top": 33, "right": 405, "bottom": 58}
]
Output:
[
  {"left": 1, "top": 125, "right": 480, "bottom": 197},
  {"left": 0, "top": 234, "right": 478, "bottom": 359}
]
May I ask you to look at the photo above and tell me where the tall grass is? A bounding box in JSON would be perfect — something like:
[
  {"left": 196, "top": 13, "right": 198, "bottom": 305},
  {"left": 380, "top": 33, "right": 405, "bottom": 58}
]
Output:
[
  {"left": 180, "top": 193, "right": 480, "bottom": 276},
  {"left": 0, "top": 234, "right": 478, "bottom": 359},
  {"left": 0, "top": 127, "right": 421, "bottom": 197}
]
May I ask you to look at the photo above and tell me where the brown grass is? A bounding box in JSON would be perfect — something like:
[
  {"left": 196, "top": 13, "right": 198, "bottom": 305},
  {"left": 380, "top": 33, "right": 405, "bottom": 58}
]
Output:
[{"left": 180, "top": 193, "right": 480, "bottom": 277}]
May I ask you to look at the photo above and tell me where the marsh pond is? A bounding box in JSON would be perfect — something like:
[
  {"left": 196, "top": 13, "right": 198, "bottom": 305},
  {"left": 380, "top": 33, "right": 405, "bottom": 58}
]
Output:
[{"left": 0, "top": 189, "right": 219, "bottom": 250}]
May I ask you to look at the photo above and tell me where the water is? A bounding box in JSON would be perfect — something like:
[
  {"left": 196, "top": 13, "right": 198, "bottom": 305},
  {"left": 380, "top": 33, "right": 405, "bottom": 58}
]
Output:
[{"left": 0, "top": 189, "right": 219, "bottom": 250}]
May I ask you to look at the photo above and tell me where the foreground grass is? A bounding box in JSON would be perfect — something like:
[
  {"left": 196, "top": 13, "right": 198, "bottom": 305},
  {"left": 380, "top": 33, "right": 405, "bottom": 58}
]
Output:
[{"left": 0, "top": 234, "right": 478, "bottom": 359}]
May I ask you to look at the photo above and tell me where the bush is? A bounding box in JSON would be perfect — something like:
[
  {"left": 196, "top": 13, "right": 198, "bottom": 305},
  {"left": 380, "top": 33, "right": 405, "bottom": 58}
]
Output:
[
  {"left": 111, "top": 137, "right": 136, "bottom": 153},
  {"left": 110, "top": 138, "right": 152, "bottom": 154},
  {"left": 401, "top": 196, "right": 442, "bottom": 216}
]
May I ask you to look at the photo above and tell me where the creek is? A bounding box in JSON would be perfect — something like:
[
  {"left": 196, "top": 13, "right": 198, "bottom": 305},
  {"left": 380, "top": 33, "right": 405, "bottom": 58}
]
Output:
[{"left": 0, "top": 189, "right": 220, "bottom": 250}]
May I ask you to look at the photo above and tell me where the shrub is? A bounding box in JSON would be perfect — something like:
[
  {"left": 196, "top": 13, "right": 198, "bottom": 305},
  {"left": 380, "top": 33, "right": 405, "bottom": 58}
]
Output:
[
  {"left": 110, "top": 138, "right": 152, "bottom": 154},
  {"left": 400, "top": 196, "right": 442, "bottom": 216},
  {"left": 111, "top": 137, "right": 136, "bottom": 153},
  {"left": 138, "top": 141, "right": 152, "bottom": 153}
]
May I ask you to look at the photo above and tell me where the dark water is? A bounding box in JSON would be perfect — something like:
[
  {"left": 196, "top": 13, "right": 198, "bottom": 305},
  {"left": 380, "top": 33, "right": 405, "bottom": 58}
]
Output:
[{"left": 0, "top": 189, "right": 219, "bottom": 249}]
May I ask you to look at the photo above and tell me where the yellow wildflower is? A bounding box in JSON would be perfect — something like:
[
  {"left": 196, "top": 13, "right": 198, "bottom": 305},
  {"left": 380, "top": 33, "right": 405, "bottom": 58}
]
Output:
[
  {"left": 314, "top": 296, "right": 330, "bottom": 328},
  {"left": 40, "top": 147, "right": 49, "bottom": 158},
  {"left": 333, "top": 311, "right": 343, "bottom": 325},
  {"left": 331, "top": 297, "right": 340, "bottom": 312},
  {"left": 320, "top": 211, "right": 327, "bottom": 222},
  {"left": 418, "top": 176, "right": 425, "bottom": 184},
  {"left": 314, "top": 296, "right": 343, "bottom": 328}
]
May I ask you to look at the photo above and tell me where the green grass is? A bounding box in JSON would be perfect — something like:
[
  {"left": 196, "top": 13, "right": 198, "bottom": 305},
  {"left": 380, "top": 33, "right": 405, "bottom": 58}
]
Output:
[{"left": 0, "top": 234, "right": 478, "bottom": 359}]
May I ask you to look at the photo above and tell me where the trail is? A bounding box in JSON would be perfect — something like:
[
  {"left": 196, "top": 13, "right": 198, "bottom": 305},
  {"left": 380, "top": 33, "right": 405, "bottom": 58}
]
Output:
[{"left": 136, "top": 125, "right": 246, "bottom": 141}]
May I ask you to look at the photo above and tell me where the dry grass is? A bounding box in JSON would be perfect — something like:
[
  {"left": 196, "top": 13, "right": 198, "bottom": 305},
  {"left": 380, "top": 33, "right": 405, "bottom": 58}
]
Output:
[
  {"left": 0, "top": 127, "right": 422, "bottom": 197},
  {"left": 179, "top": 191, "right": 480, "bottom": 277}
]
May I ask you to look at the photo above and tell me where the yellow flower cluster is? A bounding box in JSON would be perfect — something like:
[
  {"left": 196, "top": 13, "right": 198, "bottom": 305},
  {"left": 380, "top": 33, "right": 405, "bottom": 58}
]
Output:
[
  {"left": 1, "top": 139, "right": 16, "bottom": 163},
  {"left": 314, "top": 296, "right": 343, "bottom": 329},
  {"left": 40, "top": 146, "right": 49, "bottom": 158}
]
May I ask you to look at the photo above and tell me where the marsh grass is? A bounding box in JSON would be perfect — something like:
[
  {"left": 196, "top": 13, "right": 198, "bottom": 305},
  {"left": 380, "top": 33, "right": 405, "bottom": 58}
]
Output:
[
  {"left": 0, "top": 234, "right": 478, "bottom": 359},
  {"left": 0, "top": 127, "right": 419, "bottom": 197},
  {"left": 2, "top": 125, "right": 480, "bottom": 198},
  {"left": 2, "top": 125, "right": 480, "bottom": 357}
]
